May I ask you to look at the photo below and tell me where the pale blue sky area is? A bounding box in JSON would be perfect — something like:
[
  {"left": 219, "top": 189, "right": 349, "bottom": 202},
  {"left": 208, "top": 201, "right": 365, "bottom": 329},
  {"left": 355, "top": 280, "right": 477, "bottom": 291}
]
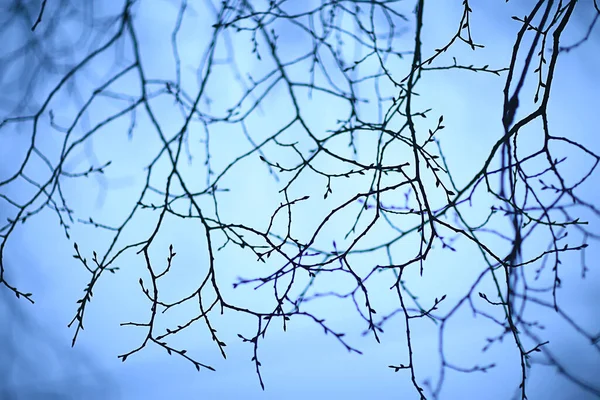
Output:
[{"left": 1, "top": 1, "right": 599, "bottom": 399}]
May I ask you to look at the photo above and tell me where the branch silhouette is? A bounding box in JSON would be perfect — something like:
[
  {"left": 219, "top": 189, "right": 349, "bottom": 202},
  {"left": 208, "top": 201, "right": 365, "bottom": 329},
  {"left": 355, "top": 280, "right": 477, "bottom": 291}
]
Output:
[{"left": 1, "top": 0, "right": 599, "bottom": 398}]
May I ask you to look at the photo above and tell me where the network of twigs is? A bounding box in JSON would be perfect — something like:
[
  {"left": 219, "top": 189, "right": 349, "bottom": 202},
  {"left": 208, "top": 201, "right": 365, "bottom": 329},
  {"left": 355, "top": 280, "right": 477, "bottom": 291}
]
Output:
[{"left": 1, "top": 0, "right": 599, "bottom": 398}]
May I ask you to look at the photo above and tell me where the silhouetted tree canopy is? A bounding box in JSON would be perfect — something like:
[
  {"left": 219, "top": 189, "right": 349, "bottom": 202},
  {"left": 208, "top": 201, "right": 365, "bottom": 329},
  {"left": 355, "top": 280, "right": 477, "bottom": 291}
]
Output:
[{"left": 1, "top": 0, "right": 599, "bottom": 398}]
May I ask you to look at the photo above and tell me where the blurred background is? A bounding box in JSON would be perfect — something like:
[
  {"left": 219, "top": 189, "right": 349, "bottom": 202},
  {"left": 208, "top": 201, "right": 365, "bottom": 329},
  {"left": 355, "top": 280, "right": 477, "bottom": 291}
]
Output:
[{"left": 1, "top": 0, "right": 599, "bottom": 399}]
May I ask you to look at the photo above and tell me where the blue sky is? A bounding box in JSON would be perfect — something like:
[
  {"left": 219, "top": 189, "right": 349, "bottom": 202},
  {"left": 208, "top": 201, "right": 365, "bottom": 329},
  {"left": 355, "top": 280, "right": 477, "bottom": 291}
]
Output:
[{"left": 1, "top": 1, "right": 599, "bottom": 399}]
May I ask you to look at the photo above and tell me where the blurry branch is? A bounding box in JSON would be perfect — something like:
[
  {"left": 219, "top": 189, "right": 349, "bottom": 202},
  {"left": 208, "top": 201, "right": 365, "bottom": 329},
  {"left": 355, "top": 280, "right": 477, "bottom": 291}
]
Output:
[
  {"left": 1, "top": 0, "right": 599, "bottom": 399},
  {"left": 31, "top": 0, "right": 47, "bottom": 31},
  {"left": 0, "top": 287, "right": 117, "bottom": 398}
]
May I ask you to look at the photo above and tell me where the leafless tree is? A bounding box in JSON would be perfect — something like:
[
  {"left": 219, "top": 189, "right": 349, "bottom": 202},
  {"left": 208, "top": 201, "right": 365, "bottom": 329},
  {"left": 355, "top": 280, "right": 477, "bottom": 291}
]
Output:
[{"left": 1, "top": 0, "right": 599, "bottom": 398}]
